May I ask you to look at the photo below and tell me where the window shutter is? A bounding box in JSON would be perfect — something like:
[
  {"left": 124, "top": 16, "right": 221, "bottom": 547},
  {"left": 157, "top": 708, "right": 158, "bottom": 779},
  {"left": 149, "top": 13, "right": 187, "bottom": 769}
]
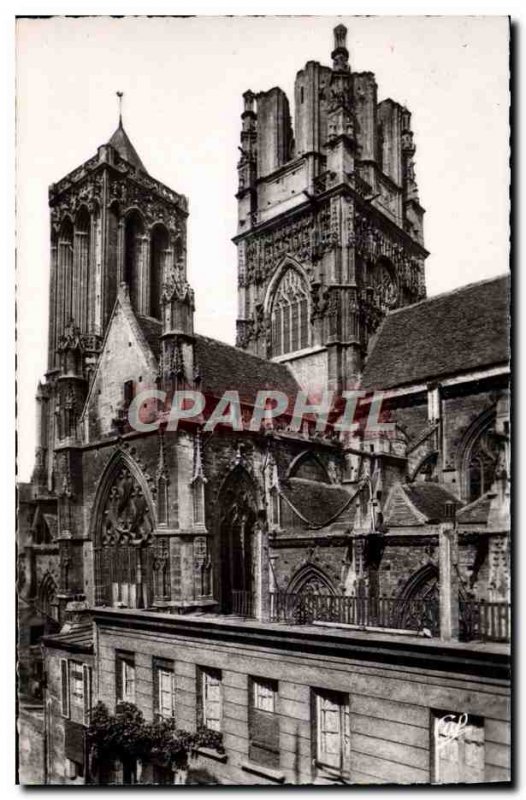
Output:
[
  {"left": 159, "top": 669, "right": 174, "bottom": 718},
  {"left": 83, "top": 666, "right": 92, "bottom": 726},
  {"left": 153, "top": 662, "right": 160, "bottom": 718},
  {"left": 61, "top": 658, "right": 69, "bottom": 718},
  {"left": 433, "top": 713, "right": 484, "bottom": 784},
  {"left": 204, "top": 671, "right": 222, "bottom": 731},
  {"left": 342, "top": 699, "right": 351, "bottom": 776},
  {"left": 115, "top": 654, "right": 123, "bottom": 704},
  {"left": 249, "top": 678, "right": 279, "bottom": 768},
  {"left": 317, "top": 693, "right": 342, "bottom": 769},
  {"left": 196, "top": 668, "right": 203, "bottom": 726}
]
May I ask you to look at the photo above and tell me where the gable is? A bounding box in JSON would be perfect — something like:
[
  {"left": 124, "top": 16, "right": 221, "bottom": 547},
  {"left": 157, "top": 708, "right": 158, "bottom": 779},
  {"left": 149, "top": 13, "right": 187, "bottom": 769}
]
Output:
[
  {"left": 383, "top": 484, "right": 427, "bottom": 527},
  {"left": 83, "top": 301, "right": 158, "bottom": 441}
]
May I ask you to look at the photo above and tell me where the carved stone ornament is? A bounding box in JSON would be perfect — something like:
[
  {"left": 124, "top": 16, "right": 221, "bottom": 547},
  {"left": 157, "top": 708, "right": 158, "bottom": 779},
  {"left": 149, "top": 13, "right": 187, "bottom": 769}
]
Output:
[{"left": 101, "top": 465, "right": 154, "bottom": 547}]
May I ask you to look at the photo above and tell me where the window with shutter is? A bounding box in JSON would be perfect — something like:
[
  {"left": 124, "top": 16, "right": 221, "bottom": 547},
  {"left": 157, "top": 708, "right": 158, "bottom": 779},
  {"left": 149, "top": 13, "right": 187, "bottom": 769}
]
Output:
[
  {"left": 157, "top": 667, "right": 175, "bottom": 719},
  {"left": 432, "top": 712, "right": 485, "bottom": 784},
  {"left": 116, "top": 652, "right": 136, "bottom": 704},
  {"left": 314, "top": 690, "right": 350, "bottom": 777},
  {"left": 60, "top": 658, "right": 70, "bottom": 718},
  {"left": 199, "top": 667, "right": 222, "bottom": 731},
  {"left": 249, "top": 677, "right": 279, "bottom": 768},
  {"left": 83, "top": 665, "right": 92, "bottom": 726},
  {"left": 153, "top": 659, "right": 176, "bottom": 720},
  {"left": 69, "top": 661, "right": 85, "bottom": 724}
]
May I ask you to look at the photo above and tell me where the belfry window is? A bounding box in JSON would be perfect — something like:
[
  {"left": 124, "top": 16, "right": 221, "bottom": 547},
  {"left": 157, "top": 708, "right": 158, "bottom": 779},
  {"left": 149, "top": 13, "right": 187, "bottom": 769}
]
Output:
[
  {"left": 124, "top": 210, "right": 145, "bottom": 313},
  {"left": 150, "top": 224, "right": 170, "bottom": 321},
  {"left": 270, "top": 268, "right": 310, "bottom": 357}
]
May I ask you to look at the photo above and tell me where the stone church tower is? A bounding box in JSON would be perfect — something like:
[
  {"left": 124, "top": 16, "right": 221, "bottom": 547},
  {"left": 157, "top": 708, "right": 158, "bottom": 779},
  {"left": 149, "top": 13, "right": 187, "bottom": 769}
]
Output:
[
  {"left": 33, "top": 114, "right": 189, "bottom": 492},
  {"left": 234, "top": 25, "right": 427, "bottom": 393},
  {"left": 30, "top": 112, "right": 190, "bottom": 615}
]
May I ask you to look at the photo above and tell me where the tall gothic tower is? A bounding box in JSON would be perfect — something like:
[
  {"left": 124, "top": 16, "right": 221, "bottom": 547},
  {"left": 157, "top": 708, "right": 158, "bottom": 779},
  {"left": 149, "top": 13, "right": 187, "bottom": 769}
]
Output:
[
  {"left": 32, "top": 113, "right": 189, "bottom": 496},
  {"left": 234, "top": 25, "right": 427, "bottom": 393}
]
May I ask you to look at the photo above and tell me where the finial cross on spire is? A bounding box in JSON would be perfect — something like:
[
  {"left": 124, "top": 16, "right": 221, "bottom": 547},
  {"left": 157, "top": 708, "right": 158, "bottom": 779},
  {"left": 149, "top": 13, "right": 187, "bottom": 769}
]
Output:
[{"left": 116, "top": 91, "right": 124, "bottom": 125}]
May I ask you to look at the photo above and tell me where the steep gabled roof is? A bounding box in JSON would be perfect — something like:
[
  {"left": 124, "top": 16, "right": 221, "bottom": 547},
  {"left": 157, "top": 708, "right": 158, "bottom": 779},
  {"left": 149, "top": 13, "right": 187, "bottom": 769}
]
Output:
[
  {"left": 107, "top": 122, "right": 147, "bottom": 173},
  {"left": 133, "top": 318, "right": 300, "bottom": 405},
  {"left": 361, "top": 274, "right": 510, "bottom": 391},
  {"left": 383, "top": 481, "right": 462, "bottom": 527},
  {"left": 403, "top": 483, "right": 463, "bottom": 523},
  {"left": 456, "top": 492, "right": 493, "bottom": 525},
  {"left": 280, "top": 477, "right": 356, "bottom": 529},
  {"left": 193, "top": 334, "right": 300, "bottom": 404},
  {"left": 136, "top": 314, "right": 162, "bottom": 360}
]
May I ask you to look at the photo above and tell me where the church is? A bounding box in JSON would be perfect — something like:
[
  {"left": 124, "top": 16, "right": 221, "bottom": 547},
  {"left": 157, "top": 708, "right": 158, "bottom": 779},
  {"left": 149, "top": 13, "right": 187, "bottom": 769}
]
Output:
[{"left": 18, "top": 26, "right": 510, "bottom": 785}]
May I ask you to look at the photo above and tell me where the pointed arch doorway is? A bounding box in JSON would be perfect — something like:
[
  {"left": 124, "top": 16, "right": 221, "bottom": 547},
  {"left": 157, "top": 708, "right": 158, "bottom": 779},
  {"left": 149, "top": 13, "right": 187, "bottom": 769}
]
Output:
[{"left": 218, "top": 468, "right": 258, "bottom": 615}]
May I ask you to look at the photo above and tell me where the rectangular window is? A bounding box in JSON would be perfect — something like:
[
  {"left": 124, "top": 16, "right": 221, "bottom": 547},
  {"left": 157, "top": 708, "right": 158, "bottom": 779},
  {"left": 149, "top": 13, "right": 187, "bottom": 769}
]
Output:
[
  {"left": 197, "top": 667, "right": 222, "bottom": 732},
  {"left": 248, "top": 677, "right": 279, "bottom": 768},
  {"left": 69, "top": 661, "right": 85, "bottom": 724},
  {"left": 60, "top": 658, "right": 70, "bottom": 718},
  {"left": 60, "top": 658, "right": 92, "bottom": 725},
  {"left": 431, "top": 711, "right": 484, "bottom": 784},
  {"left": 314, "top": 690, "right": 350, "bottom": 776},
  {"left": 153, "top": 659, "right": 175, "bottom": 720},
  {"left": 116, "top": 652, "right": 136, "bottom": 705}
]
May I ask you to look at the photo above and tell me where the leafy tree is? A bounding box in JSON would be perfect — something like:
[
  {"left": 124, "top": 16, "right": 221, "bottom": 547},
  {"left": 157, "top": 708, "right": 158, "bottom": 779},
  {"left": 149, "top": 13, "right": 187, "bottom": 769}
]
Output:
[{"left": 87, "top": 701, "right": 224, "bottom": 784}]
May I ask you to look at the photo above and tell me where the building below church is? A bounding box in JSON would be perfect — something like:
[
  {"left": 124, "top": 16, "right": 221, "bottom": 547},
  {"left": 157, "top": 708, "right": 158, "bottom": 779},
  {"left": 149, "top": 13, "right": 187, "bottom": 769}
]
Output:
[{"left": 17, "top": 26, "right": 510, "bottom": 786}]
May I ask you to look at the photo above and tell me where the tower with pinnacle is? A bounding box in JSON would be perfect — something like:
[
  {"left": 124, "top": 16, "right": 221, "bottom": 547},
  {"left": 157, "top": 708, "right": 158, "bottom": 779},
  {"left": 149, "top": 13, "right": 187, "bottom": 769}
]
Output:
[
  {"left": 234, "top": 25, "right": 427, "bottom": 393},
  {"left": 31, "top": 104, "right": 190, "bottom": 612}
]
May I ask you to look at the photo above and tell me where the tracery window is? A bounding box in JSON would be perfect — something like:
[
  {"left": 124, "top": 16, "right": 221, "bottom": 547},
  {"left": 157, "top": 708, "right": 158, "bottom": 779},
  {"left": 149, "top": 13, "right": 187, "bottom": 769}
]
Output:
[
  {"left": 94, "top": 463, "right": 155, "bottom": 608},
  {"left": 270, "top": 268, "right": 310, "bottom": 357},
  {"left": 467, "top": 424, "right": 498, "bottom": 503}
]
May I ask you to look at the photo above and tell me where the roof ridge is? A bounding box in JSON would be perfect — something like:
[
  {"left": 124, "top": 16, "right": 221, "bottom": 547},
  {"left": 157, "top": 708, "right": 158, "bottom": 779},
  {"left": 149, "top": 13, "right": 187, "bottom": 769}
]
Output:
[
  {"left": 195, "top": 332, "right": 299, "bottom": 372},
  {"left": 386, "top": 273, "right": 510, "bottom": 318}
]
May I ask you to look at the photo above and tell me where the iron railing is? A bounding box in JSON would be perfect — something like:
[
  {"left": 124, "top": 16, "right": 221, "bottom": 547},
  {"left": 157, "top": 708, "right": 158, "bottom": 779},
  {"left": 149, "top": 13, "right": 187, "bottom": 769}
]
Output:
[
  {"left": 231, "top": 590, "right": 255, "bottom": 618},
  {"left": 459, "top": 599, "right": 511, "bottom": 643},
  {"left": 270, "top": 591, "right": 440, "bottom": 636},
  {"left": 268, "top": 592, "right": 510, "bottom": 643}
]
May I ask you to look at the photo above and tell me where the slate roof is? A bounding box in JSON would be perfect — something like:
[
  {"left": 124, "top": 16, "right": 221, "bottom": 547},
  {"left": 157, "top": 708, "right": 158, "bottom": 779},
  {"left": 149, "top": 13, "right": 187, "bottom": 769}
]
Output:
[
  {"left": 280, "top": 477, "right": 356, "bottom": 528},
  {"left": 136, "top": 313, "right": 162, "bottom": 360},
  {"left": 108, "top": 122, "right": 147, "bottom": 173},
  {"left": 361, "top": 275, "right": 510, "bottom": 391},
  {"left": 456, "top": 492, "right": 492, "bottom": 525},
  {"left": 194, "top": 334, "right": 300, "bottom": 404},
  {"left": 42, "top": 622, "right": 94, "bottom": 654},
  {"left": 403, "top": 482, "right": 463, "bottom": 523},
  {"left": 135, "top": 314, "right": 300, "bottom": 406}
]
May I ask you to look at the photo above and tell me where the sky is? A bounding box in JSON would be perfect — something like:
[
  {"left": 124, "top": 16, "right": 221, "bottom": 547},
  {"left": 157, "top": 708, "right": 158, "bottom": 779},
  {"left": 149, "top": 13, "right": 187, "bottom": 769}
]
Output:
[{"left": 15, "top": 15, "right": 510, "bottom": 482}]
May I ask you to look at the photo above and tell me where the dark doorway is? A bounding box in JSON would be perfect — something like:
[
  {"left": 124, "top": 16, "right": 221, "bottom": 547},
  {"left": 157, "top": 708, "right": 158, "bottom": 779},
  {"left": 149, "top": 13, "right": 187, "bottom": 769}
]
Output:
[{"left": 218, "top": 468, "right": 257, "bottom": 615}]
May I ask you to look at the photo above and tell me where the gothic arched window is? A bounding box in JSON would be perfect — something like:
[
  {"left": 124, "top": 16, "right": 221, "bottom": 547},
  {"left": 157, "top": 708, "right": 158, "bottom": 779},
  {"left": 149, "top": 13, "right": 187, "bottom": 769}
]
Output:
[
  {"left": 270, "top": 268, "right": 310, "bottom": 357},
  {"left": 287, "top": 565, "right": 336, "bottom": 596},
  {"left": 466, "top": 424, "right": 498, "bottom": 503},
  {"left": 58, "top": 217, "right": 74, "bottom": 336},
  {"left": 38, "top": 572, "right": 58, "bottom": 620},
  {"left": 74, "top": 206, "right": 91, "bottom": 331},
  {"left": 150, "top": 224, "right": 170, "bottom": 320},
  {"left": 93, "top": 460, "right": 155, "bottom": 609},
  {"left": 124, "top": 210, "right": 145, "bottom": 312}
]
